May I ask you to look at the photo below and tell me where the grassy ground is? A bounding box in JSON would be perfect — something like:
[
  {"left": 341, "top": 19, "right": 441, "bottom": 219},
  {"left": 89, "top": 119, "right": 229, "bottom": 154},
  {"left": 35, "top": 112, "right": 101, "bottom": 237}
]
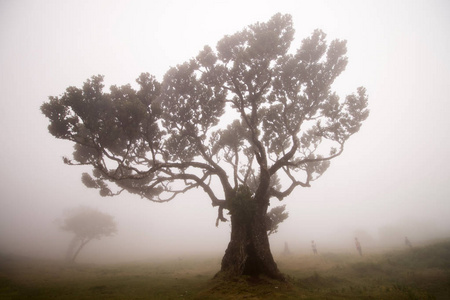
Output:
[{"left": 1, "top": 241, "right": 449, "bottom": 299}]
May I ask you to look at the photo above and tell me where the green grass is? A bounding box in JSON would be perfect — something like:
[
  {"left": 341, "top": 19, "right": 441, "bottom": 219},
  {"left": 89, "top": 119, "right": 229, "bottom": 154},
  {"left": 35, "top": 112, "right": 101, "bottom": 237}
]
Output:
[{"left": 1, "top": 241, "right": 449, "bottom": 299}]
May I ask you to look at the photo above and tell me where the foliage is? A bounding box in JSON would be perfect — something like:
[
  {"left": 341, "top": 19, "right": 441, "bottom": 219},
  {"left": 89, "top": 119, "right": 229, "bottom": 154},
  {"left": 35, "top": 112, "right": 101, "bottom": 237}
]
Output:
[
  {"left": 228, "top": 185, "right": 256, "bottom": 223},
  {"left": 266, "top": 205, "right": 289, "bottom": 235},
  {"left": 61, "top": 206, "right": 117, "bottom": 239}
]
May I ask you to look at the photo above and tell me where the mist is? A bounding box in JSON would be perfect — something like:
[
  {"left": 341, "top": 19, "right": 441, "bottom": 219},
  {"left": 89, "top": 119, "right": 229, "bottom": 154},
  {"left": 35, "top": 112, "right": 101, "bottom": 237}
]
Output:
[{"left": 1, "top": 0, "right": 450, "bottom": 268}]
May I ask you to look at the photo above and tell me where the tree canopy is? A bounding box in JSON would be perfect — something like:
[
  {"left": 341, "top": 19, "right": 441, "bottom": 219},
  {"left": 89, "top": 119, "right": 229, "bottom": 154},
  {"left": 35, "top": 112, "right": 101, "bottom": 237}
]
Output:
[{"left": 41, "top": 13, "right": 367, "bottom": 220}]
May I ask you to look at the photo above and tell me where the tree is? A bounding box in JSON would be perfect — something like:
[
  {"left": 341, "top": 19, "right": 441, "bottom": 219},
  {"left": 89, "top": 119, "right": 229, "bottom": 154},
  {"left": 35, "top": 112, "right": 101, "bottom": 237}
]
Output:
[
  {"left": 60, "top": 206, "right": 117, "bottom": 263},
  {"left": 41, "top": 14, "right": 368, "bottom": 280}
]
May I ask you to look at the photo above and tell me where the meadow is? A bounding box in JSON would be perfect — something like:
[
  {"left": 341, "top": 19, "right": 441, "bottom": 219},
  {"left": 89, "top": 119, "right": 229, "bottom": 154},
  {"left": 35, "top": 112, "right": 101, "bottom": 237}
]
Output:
[{"left": 1, "top": 240, "right": 449, "bottom": 299}]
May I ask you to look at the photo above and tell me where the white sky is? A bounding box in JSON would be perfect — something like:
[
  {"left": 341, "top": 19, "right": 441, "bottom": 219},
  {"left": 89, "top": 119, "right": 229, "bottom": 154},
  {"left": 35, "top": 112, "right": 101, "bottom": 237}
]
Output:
[{"left": 1, "top": 0, "right": 450, "bottom": 262}]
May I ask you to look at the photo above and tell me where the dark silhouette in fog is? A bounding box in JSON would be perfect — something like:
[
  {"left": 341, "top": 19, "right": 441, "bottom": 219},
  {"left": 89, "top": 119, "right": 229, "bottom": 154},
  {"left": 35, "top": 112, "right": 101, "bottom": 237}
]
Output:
[
  {"left": 311, "top": 240, "right": 318, "bottom": 255},
  {"left": 355, "top": 237, "right": 362, "bottom": 256},
  {"left": 60, "top": 206, "right": 117, "bottom": 263},
  {"left": 405, "top": 236, "right": 412, "bottom": 248},
  {"left": 41, "top": 14, "right": 368, "bottom": 280},
  {"left": 282, "top": 242, "right": 291, "bottom": 255}
]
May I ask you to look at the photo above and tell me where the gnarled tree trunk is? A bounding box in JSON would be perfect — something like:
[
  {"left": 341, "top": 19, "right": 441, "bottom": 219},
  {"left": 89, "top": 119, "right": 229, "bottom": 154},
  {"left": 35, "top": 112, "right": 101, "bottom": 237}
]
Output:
[{"left": 219, "top": 193, "right": 284, "bottom": 281}]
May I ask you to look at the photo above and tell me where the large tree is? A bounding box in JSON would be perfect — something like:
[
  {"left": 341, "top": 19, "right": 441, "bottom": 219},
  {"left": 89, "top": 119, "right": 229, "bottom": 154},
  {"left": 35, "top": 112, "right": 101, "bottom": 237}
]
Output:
[
  {"left": 60, "top": 206, "right": 117, "bottom": 263},
  {"left": 41, "top": 14, "right": 368, "bottom": 280}
]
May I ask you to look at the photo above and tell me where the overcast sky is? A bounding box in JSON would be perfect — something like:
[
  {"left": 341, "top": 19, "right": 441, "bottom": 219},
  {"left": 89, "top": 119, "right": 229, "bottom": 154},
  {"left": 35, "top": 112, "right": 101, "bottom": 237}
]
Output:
[{"left": 1, "top": 0, "right": 449, "bottom": 262}]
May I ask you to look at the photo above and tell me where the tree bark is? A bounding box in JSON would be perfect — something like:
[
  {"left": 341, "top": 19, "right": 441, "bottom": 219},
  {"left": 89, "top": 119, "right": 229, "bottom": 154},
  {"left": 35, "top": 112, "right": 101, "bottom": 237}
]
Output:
[{"left": 218, "top": 196, "right": 285, "bottom": 281}]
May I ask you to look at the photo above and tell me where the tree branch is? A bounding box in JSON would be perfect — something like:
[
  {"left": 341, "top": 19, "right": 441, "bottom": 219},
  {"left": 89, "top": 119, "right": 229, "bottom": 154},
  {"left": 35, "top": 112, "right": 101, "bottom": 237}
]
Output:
[{"left": 269, "top": 180, "right": 310, "bottom": 200}]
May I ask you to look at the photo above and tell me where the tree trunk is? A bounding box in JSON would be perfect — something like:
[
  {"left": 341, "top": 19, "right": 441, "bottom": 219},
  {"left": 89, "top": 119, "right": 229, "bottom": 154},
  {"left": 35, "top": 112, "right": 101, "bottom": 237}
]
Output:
[
  {"left": 70, "top": 238, "right": 91, "bottom": 263},
  {"left": 65, "top": 236, "right": 80, "bottom": 263},
  {"left": 219, "top": 195, "right": 284, "bottom": 281}
]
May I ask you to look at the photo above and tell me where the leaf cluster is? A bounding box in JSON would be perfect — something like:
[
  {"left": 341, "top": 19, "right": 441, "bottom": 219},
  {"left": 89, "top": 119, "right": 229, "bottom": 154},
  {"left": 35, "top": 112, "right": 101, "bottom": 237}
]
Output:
[
  {"left": 266, "top": 205, "right": 289, "bottom": 235},
  {"left": 60, "top": 206, "right": 117, "bottom": 240}
]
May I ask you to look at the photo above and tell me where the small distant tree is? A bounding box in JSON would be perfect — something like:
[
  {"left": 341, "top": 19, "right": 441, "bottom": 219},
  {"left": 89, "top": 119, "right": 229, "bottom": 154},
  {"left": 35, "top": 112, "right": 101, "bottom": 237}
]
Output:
[{"left": 60, "top": 206, "right": 117, "bottom": 263}]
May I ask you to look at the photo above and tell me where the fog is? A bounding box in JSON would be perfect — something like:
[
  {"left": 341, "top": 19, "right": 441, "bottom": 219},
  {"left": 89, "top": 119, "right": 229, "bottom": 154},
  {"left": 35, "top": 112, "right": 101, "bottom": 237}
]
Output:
[{"left": 1, "top": 0, "right": 450, "bottom": 264}]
